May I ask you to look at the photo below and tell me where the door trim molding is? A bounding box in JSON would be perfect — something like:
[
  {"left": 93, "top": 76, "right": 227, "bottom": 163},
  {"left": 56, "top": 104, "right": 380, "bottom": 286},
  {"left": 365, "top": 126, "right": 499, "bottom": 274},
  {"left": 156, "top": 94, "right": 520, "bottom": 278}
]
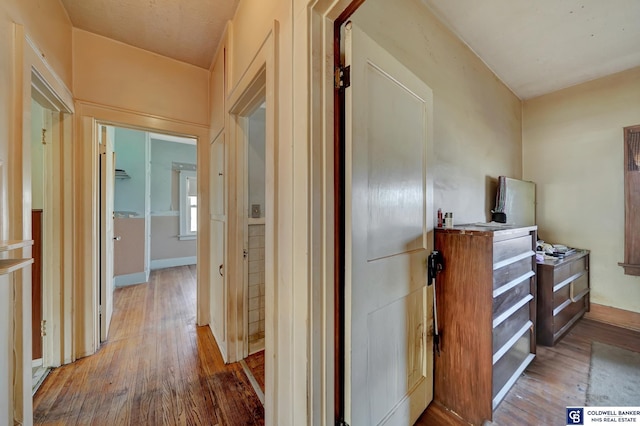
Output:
[
  {"left": 73, "top": 102, "right": 210, "bottom": 361},
  {"left": 225, "top": 22, "right": 278, "bottom": 425},
  {"left": 11, "top": 24, "right": 75, "bottom": 425}
]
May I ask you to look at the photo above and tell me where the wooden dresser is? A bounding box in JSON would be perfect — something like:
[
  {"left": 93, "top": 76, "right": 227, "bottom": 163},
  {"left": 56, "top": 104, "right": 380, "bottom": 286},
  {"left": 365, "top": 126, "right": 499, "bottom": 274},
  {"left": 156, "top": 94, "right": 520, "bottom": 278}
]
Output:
[
  {"left": 536, "top": 250, "right": 590, "bottom": 346},
  {"left": 434, "top": 225, "right": 537, "bottom": 425}
]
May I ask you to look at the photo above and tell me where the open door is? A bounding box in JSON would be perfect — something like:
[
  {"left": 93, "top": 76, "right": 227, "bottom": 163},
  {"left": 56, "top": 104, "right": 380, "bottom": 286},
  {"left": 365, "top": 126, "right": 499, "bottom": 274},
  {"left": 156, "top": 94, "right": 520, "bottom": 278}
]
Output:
[
  {"left": 210, "top": 131, "right": 227, "bottom": 357},
  {"left": 343, "top": 22, "right": 434, "bottom": 425},
  {"left": 99, "top": 125, "right": 115, "bottom": 342}
]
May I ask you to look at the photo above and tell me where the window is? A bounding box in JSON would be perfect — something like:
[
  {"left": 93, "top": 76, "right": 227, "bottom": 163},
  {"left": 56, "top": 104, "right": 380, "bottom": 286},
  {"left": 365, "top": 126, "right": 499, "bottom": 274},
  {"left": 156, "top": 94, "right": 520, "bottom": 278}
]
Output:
[
  {"left": 620, "top": 125, "right": 640, "bottom": 275},
  {"left": 179, "top": 170, "right": 197, "bottom": 240}
]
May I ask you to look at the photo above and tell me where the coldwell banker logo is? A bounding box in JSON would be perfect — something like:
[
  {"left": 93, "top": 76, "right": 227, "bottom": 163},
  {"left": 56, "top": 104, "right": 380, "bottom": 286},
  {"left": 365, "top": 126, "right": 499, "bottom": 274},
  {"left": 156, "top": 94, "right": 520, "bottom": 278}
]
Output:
[{"left": 567, "top": 407, "right": 584, "bottom": 425}]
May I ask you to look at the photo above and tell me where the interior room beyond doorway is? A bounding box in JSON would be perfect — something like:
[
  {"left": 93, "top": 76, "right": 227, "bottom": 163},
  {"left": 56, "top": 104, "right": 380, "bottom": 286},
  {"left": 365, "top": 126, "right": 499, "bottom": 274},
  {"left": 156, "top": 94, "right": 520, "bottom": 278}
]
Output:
[{"left": 110, "top": 126, "right": 198, "bottom": 288}]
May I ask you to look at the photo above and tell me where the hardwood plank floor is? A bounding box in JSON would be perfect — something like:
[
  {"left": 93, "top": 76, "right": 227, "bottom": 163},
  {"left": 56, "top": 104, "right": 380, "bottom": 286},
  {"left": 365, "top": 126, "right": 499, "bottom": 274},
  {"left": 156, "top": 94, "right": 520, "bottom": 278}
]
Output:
[
  {"left": 33, "top": 266, "right": 264, "bottom": 426},
  {"left": 416, "top": 318, "right": 640, "bottom": 426},
  {"left": 34, "top": 266, "right": 640, "bottom": 426},
  {"left": 244, "top": 351, "right": 265, "bottom": 393}
]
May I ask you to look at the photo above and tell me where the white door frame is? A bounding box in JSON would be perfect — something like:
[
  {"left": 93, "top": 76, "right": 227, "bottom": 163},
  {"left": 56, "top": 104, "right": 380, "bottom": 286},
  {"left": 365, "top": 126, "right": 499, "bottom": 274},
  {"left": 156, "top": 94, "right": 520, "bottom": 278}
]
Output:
[
  {"left": 73, "top": 102, "right": 211, "bottom": 359},
  {"left": 98, "top": 125, "right": 115, "bottom": 342},
  {"left": 297, "top": 1, "right": 374, "bottom": 424},
  {"left": 224, "top": 23, "right": 278, "bottom": 424},
  {"left": 227, "top": 69, "right": 267, "bottom": 363},
  {"left": 12, "top": 24, "right": 75, "bottom": 425}
]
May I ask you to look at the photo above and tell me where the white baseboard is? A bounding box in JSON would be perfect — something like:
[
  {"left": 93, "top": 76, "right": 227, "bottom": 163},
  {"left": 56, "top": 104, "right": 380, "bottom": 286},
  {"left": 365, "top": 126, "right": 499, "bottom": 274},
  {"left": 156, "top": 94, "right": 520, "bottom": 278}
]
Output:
[
  {"left": 114, "top": 271, "right": 149, "bottom": 287},
  {"left": 150, "top": 256, "right": 196, "bottom": 270},
  {"left": 209, "top": 323, "right": 227, "bottom": 363}
]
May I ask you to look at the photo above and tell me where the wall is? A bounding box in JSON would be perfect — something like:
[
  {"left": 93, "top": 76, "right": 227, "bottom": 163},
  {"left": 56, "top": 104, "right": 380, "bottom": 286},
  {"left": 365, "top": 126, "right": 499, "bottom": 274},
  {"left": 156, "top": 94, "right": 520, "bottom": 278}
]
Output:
[
  {"left": 0, "top": 0, "right": 71, "bottom": 423},
  {"left": 215, "top": 0, "right": 297, "bottom": 423},
  {"left": 72, "top": 29, "right": 210, "bottom": 126},
  {"left": 248, "top": 107, "right": 266, "bottom": 218},
  {"left": 352, "top": 0, "right": 523, "bottom": 224},
  {"left": 113, "top": 128, "right": 147, "bottom": 282},
  {"left": 523, "top": 67, "right": 640, "bottom": 313},
  {"left": 248, "top": 223, "right": 266, "bottom": 353},
  {"left": 114, "top": 128, "right": 146, "bottom": 215},
  {"left": 150, "top": 139, "right": 197, "bottom": 263},
  {"left": 30, "top": 99, "right": 44, "bottom": 210}
]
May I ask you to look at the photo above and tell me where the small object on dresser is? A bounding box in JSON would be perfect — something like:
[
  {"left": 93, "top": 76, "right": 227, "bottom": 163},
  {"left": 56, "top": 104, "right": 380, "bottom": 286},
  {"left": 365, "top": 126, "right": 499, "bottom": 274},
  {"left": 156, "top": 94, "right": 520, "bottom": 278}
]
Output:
[{"left": 444, "top": 212, "right": 453, "bottom": 229}]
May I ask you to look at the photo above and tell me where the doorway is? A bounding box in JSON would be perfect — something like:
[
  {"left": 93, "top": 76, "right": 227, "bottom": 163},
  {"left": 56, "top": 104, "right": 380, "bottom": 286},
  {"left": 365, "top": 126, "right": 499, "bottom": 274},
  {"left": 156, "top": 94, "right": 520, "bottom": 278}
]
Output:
[
  {"left": 334, "top": 3, "right": 436, "bottom": 425},
  {"left": 239, "top": 102, "right": 267, "bottom": 404},
  {"left": 98, "top": 124, "right": 199, "bottom": 345},
  {"left": 28, "top": 76, "right": 73, "bottom": 394}
]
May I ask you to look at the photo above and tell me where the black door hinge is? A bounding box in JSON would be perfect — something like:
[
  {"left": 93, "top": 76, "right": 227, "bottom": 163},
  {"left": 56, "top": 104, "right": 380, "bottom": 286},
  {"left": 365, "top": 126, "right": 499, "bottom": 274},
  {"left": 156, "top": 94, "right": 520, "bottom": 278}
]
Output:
[{"left": 335, "top": 65, "right": 351, "bottom": 89}]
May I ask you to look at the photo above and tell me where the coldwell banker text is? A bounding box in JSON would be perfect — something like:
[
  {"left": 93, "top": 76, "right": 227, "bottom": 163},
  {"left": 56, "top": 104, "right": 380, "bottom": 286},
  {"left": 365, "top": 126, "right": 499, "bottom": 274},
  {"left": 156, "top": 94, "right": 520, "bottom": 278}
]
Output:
[{"left": 567, "top": 408, "right": 640, "bottom": 425}]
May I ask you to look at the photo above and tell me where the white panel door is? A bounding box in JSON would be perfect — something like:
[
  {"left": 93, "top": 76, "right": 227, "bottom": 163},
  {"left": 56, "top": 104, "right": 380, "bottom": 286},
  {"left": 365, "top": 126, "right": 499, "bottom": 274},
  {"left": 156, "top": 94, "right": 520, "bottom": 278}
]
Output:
[
  {"left": 210, "top": 131, "right": 227, "bottom": 358},
  {"left": 99, "top": 126, "right": 115, "bottom": 342},
  {"left": 345, "top": 22, "right": 434, "bottom": 426}
]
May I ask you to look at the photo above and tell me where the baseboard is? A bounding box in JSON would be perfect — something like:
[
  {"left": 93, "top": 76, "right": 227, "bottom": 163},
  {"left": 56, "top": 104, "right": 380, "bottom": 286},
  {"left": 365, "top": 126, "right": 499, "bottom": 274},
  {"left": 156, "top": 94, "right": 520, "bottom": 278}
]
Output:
[
  {"left": 114, "top": 271, "right": 149, "bottom": 287},
  {"left": 585, "top": 303, "right": 640, "bottom": 332},
  {"left": 150, "top": 256, "right": 196, "bottom": 270},
  {"left": 209, "top": 323, "right": 227, "bottom": 363}
]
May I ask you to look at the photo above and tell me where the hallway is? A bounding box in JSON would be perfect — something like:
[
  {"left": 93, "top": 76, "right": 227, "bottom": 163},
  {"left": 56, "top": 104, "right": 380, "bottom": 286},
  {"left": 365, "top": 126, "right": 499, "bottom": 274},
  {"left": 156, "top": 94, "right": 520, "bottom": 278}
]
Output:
[{"left": 33, "top": 266, "right": 264, "bottom": 425}]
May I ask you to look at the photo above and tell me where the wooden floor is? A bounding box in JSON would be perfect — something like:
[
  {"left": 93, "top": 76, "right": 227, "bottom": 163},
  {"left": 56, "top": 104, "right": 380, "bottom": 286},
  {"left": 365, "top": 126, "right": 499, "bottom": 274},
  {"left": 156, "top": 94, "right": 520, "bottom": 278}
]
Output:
[
  {"left": 33, "top": 266, "right": 264, "bottom": 426},
  {"left": 416, "top": 318, "right": 640, "bottom": 426},
  {"left": 34, "top": 267, "right": 640, "bottom": 426},
  {"left": 244, "top": 351, "right": 265, "bottom": 393}
]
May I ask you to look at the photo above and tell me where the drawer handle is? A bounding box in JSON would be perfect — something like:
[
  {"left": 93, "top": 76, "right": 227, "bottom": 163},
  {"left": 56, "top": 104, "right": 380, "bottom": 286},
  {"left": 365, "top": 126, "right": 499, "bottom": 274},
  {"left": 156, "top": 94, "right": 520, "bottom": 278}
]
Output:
[{"left": 569, "top": 281, "right": 589, "bottom": 303}]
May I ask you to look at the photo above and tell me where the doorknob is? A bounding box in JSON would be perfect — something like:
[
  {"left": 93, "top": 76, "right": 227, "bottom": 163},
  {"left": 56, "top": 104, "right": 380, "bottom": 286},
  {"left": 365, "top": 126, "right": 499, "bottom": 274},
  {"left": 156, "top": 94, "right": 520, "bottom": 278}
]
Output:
[
  {"left": 219, "top": 264, "right": 224, "bottom": 277},
  {"left": 113, "top": 236, "right": 121, "bottom": 241}
]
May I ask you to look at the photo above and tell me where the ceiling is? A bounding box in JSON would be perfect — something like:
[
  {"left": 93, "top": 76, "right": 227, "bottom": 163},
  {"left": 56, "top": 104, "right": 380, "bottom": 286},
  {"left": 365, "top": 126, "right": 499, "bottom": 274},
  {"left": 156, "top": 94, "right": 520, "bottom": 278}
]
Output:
[
  {"left": 422, "top": 0, "right": 640, "bottom": 99},
  {"left": 60, "top": 0, "right": 639, "bottom": 98},
  {"left": 60, "top": 0, "right": 239, "bottom": 69}
]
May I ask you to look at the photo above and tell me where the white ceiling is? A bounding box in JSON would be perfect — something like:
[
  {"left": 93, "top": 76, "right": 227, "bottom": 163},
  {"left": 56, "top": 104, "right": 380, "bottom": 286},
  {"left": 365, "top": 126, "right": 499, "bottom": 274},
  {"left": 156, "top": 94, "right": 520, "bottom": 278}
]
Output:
[
  {"left": 60, "top": 0, "right": 239, "bottom": 69},
  {"left": 422, "top": 0, "right": 640, "bottom": 99},
  {"left": 60, "top": 0, "right": 639, "bottom": 98}
]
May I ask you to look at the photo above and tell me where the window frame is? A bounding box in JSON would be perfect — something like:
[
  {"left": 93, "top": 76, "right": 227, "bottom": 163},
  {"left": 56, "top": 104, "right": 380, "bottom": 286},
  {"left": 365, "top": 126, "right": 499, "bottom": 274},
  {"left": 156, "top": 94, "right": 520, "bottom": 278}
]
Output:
[{"left": 179, "top": 170, "right": 197, "bottom": 240}]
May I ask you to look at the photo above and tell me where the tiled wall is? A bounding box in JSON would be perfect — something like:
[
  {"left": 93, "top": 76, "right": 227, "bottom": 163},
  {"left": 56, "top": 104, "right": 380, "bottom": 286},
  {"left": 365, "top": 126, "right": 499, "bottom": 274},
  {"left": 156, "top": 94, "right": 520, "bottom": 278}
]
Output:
[{"left": 248, "top": 224, "right": 265, "bottom": 353}]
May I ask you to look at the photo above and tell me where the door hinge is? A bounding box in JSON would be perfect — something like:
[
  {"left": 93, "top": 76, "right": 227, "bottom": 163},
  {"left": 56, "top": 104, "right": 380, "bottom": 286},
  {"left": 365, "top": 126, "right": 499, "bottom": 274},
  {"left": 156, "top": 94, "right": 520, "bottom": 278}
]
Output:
[
  {"left": 243, "top": 249, "right": 248, "bottom": 259},
  {"left": 335, "top": 65, "right": 351, "bottom": 89},
  {"left": 40, "top": 320, "right": 46, "bottom": 337},
  {"left": 99, "top": 304, "right": 102, "bottom": 315}
]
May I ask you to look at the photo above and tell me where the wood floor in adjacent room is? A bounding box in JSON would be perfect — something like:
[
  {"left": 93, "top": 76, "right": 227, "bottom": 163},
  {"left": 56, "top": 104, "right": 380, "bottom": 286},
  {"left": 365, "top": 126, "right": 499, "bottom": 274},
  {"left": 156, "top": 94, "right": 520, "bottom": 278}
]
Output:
[
  {"left": 33, "top": 265, "right": 264, "bottom": 426},
  {"left": 417, "top": 318, "right": 640, "bottom": 426}
]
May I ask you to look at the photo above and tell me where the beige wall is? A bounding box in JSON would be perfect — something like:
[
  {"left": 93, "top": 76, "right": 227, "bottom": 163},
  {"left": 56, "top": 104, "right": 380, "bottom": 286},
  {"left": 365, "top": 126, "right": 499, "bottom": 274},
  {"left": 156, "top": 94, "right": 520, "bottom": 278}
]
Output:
[
  {"left": 213, "top": 0, "right": 299, "bottom": 423},
  {"left": 72, "top": 29, "right": 210, "bottom": 126},
  {"left": 2, "top": 1, "right": 72, "bottom": 88},
  {"left": 114, "top": 218, "right": 145, "bottom": 276},
  {"left": 150, "top": 215, "right": 197, "bottom": 261},
  {"left": 352, "top": 0, "right": 523, "bottom": 224},
  {"left": 0, "top": 1, "right": 72, "bottom": 424},
  {"left": 30, "top": 99, "right": 45, "bottom": 210},
  {"left": 523, "top": 67, "right": 640, "bottom": 313}
]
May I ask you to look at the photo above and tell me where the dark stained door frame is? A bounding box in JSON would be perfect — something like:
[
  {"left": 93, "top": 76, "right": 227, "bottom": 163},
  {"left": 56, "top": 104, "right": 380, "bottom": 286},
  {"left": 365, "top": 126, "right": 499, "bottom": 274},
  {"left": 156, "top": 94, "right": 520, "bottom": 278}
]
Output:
[{"left": 333, "top": 1, "right": 366, "bottom": 424}]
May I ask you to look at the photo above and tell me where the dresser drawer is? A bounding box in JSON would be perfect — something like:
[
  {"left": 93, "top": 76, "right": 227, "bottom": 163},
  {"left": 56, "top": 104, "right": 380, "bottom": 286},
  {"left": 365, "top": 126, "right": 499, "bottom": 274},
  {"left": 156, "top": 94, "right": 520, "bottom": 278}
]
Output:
[
  {"left": 493, "top": 279, "right": 532, "bottom": 319},
  {"left": 553, "top": 256, "right": 587, "bottom": 285},
  {"left": 553, "top": 296, "right": 587, "bottom": 334},
  {"left": 493, "top": 257, "right": 533, "bottom": 291},
  {"left": 553, "top": 273, "right": 588, "bottom": 310},
  {"left": 494, "top": 235, "right": 533, "bottom": 266},
  {"left": 493, "top": 302, "right": 531, "bottom": 354},
  {"left": 492, "top": 329, "right": 532, "bottom": 400}
]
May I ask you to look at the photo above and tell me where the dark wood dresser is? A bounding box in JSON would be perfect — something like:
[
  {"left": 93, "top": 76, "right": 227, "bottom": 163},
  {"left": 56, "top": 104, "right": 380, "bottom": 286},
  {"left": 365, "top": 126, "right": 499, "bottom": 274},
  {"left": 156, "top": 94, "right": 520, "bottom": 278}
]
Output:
[
  {"left": 536, "top": 250, "right": 590, "bottom": 346},
  {"left": 434, "top": 225, "right": 537, "bottom": 425}
]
